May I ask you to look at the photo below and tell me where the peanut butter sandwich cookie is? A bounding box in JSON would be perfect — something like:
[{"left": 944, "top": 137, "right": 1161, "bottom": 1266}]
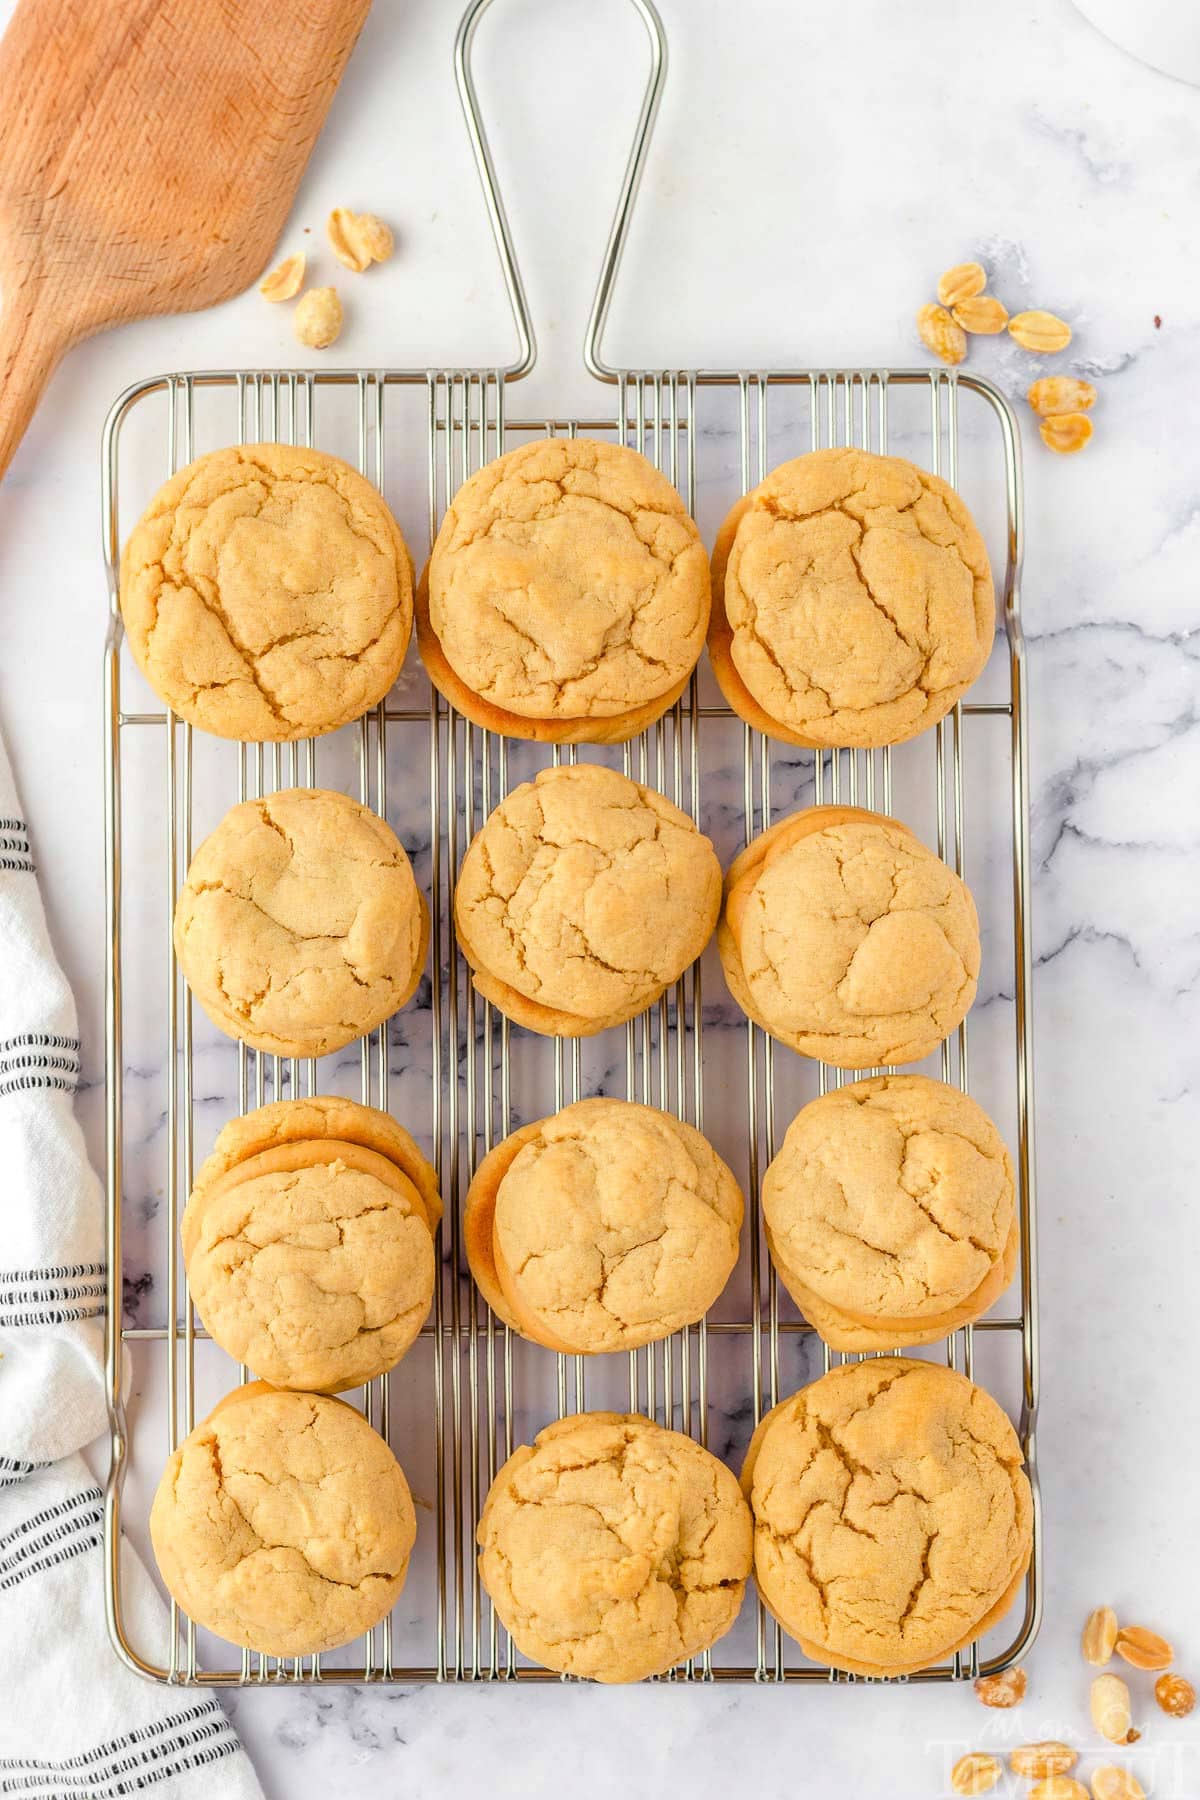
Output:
[
  {"left": 184, "top": 1097, "right": 441, "bottom": 1391},
  {"left": 762, "top": 1075, "right": 1016, "bottom": 1350},
  {"left": 120, "top": 443, "right": 413, "bottom": 741},
  {"left": 464, "top": 1097, "right": 743, "bottom": 1351},
  {"left": 709, "top": 448, "right": 994, "bottom": 748},
  {"left": 478, "top": 1412, "right": 752, "bottom": 1681},
  {"left": 454, "top": 762, "right": 721, "bottom": 1037},
  {"left": 174, "top": 788, "right": 428, "bottom": 1060},
  {"left": 718, "top": 804, "right": 979, "bottom": 1067},
  {"left": 741, "top": 1359, "right": 1032, "bottom": 1676},
  {"left": 417, "top": 437, "right": 710, "bottom": 743},
  {"left": 150, "top": 1383, "right": 416, "bottom": 1657}
]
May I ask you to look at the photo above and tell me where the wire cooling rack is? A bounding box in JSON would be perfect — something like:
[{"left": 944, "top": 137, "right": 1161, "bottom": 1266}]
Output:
[{"left": 102, "top": 0, "right": 1039, "bottom": 1686}]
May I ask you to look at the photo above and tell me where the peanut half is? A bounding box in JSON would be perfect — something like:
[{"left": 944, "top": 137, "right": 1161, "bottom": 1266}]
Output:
[
  {"left": 1030, "top": 1781, "right": 1089, "bottom": 1800},
  {"left": 293, "top": 286, "right": 344, "bottom": 349},
  {"left": 953, "top": 295, "right": 1009, "bottom": 335},
  {"left": 916, "top": 302, "right": 967, "bottom": 366},
  {"left": 975, "top": 1666, "right": 1026, "bottom": 1708},
  {"left": 1028, "top": 376, "right": 1097, "bottom": 417},
  {"left": 1009, "top": 308, "right": 1073, "bottom": 352},
  {"left": 1115, "top": 1625, "right": 1174, "bottom": 1670},
  {"left": 951, "top": 1752, "right": 1002, "bottom": 1796},
  {"left": 1091, "top": 1673, "right": 1139, "bottom": 1745},
  {"left": 1011, "top": 1744, "right": 1079, "bottom": 1779},
  {"left": 259, "top": 253, "right": 306, "bottom": 303},
  {"left": 937, "top": 261, "right": 987, "bottom": 308},
  {"left": 1155, "top": 1672, "right": 1195, "bottom": 1717},
  {"left": 1040, "top": 413, "right": 1093, "bottom": 454},
  {"left": 1091, "top": 1769, "right": 1147, "bottom": 1800}
]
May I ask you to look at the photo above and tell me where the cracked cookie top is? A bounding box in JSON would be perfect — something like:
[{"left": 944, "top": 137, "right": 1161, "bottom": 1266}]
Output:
[
  {"left": 709, "top": 448, "right": 994, "bottom": 749},
  {"left": 478, "top": 1411, "right": 752, "bottom": 1681},
  {"left": 182, "top": 1138, "right": 437, "bottom": 1391},
  {"left": 464, "top": 1098, "right": 743, "bottom": 1352},
  {"left": 741, "top": 1359, "right": 1032, "bottom": 1675},
  {"left": 454, "top": 763, "right": 722, "bottom": 1037},
  {"left": 149, "top": 1384, "right": 416, "bottom": 1657},
  {"left": 718, "top": 804, "right": 979, "bottom": 1067},
  {"left": 120, "top": 444, "right": 413, "bottom": 741},
  {"left": 762, "top": 1076, "right": 1016, "bottom": 1345},
  {"left": 421, "top": 438, "right": 710, "bottom": 736},
  {"left": 174, "top": 788, "right": 428, "bottom": 1060}
]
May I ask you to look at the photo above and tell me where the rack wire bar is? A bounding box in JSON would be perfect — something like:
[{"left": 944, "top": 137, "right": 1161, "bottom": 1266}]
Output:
[{"left": 101, "top": 0, "right": 1038, "bottom": 1691}]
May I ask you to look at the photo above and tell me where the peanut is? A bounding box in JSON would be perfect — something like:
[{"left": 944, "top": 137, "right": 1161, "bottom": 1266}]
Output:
[
  {"left": 975, "top": 1666, "right": 1026, "bottom": 1708},
  {"left": 1115, "top": 1625, "right": 1174, "bottom": 1671},
  {"left": 293, "top": 286, "right": 344, "bottom": 350},
  {"left": 259, "top": 253, "right": 306, "bottom": 303},
  {"left": 1028, "top": 376, "right": 1097, "bottom": 417},
  {"left": 916, "top": 302, "right": 967, "bottom": 366},
  {"left": 952, "top": 295, "right": 1009, "bottom": 334},
  {"left": 951, "top": 1752, "right": 1002, "bottom": 1796},
  {"left": 1009, "top": 308, "right": 1073, "bottom": 352},
  {"left": 1090, "top": 1770, "right": 1146, "bottom": 1800},
  {"left": 1155, "top": 1671, "right": 1195, "bottom": 1717},
  {"left": 1091, "top": 1673, "right": 1138, "bottom": 1745},
  {"left": 1040, "top": 412, "right": 1093, "bottom": 454},
  {"left": 1011, "top": 1744, "right": 1079, "bottom": 1778},
  {"left": 937, "top": 262, "right": 987, "bottom": 308},
  {"left": 1030, "top": 1782, "right": 1089, "bottom": 1800},
  {"left": 328, "top": 208, "right": 394, "bottom": 272}
]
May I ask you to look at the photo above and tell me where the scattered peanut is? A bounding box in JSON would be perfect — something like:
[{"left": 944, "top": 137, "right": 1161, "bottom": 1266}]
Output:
[
  {"left": 1115, "top": 1625, "right": 1174, "bottom": 1671},
  {"left": 1011, "top": 1744, "right": 1079, "bottom": 1779},
  {"left": 916, "top": 302, "right": 967, "bottom": 366},
  {"left": 293, "top": 286, "right": 344, "bottom": 349},
  {"left": 1091, "top": 1673, "right": 1139, "bottom": 1745},
  {"left": 1030, "top": 1781, "right": 1089, "bottom": 1800},
  {"left": 259, "top": 253, "right": 306, "bottom": 303},
  {"left": 975, "top": 1666, "right": 1027, "bottom": 1708},
  {"left": 937, "top": 261, "right": 987, "bottom": 308},
  {"left": 327, "top": 207, "right": 394, "bottom": 272},
  {"left": 1028, "top": 376, "right": 1097, "bottom": 417},
  {"left": 1155, "top": 1672, "right": 1195, "bottom": 1718},
  {"left": 951, "top": 1752, "right": 1002, "bottom": 1796},
  {"left": 1090, "top": 1769, "right": 1146, "bottom": 1800},
  {"left": 952, "top": 295, "right": 1009, "bottom": 335},
  {"left": 1039, "top": 412, "right": 1093, "bottom": 454},
  {"left": 1009, "top": 308, "right": 1073, "bottom": 352}
]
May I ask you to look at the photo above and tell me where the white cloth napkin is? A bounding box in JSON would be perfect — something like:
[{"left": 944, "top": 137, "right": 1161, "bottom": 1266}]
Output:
[{"left": 0, "top": 726, "right": 264, "bottom": 1799}]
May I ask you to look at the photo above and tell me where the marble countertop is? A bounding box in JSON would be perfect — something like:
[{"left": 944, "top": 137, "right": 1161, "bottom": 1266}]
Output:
[{"left": 2, "top": 0, "right": 1198, "bottom": 1794}]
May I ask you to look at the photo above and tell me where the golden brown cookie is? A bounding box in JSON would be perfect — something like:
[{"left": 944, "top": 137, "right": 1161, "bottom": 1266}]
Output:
[
  {"left": 709, "top": 448, "right": 994, "bottom": 748},
  {"left": 741, "top": 1359, "right": 1032, "bottom": 1675},
  {"left": 174, "top": 788, "right": 429, "bottom": 1059},
  {"left": 182, "top": 1138, "right": 437, "bottom": 1391},
  {"left": 149, "top": 1384, "right": 416, "bottom": 1657},
  {"left": 762, "top": 1076, "right": 1016, "bottom": 1350},
  {"left": 417, "top": 437, "right": 710, "bottom": 744},
  {"left": 192, "top": 1094, "right": 442, "bottom": 1231},
  {"left": 464, "top": 1098, "right": 743, "bottom": 1352},
  {"left": 120, "top": 444, "right": 413, "bottom": 741},
  {"left": 454, "top": 763, "right": 721, "bottom": 1037},
  {"left": 718, "top": 804, "right": 979, "bottom": 1067},
  {"left": 478, "top": 1412, "right": 752, "bottom": 1681}
]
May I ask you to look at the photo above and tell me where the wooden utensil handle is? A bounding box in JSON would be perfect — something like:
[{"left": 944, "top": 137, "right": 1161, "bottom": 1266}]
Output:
[{"left": 0, "top": 272, "right": 72, "bottom": 482}]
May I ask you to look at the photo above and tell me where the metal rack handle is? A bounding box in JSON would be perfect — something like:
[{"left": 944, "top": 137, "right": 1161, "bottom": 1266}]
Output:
[{"left": 454, "top": 0, "right": 668, "bottom": 383}]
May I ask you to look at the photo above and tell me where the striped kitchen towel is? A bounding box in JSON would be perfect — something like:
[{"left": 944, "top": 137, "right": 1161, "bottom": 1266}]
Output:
[
  {"left": 0, "top": 725, "right": 264, "bottom": 1799},
  {"left": 0, "top": 768, "right": 107, "bottom": 1472}
]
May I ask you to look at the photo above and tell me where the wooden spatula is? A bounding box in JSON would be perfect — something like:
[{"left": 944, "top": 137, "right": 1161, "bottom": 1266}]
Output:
[{"left": 0, "top": 0, "right": 372, "bottom": 480}]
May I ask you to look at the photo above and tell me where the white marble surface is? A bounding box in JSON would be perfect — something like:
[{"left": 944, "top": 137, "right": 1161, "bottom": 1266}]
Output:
[{"left": 2, "top": 0, "right": 1199, "bottom": 1794}]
